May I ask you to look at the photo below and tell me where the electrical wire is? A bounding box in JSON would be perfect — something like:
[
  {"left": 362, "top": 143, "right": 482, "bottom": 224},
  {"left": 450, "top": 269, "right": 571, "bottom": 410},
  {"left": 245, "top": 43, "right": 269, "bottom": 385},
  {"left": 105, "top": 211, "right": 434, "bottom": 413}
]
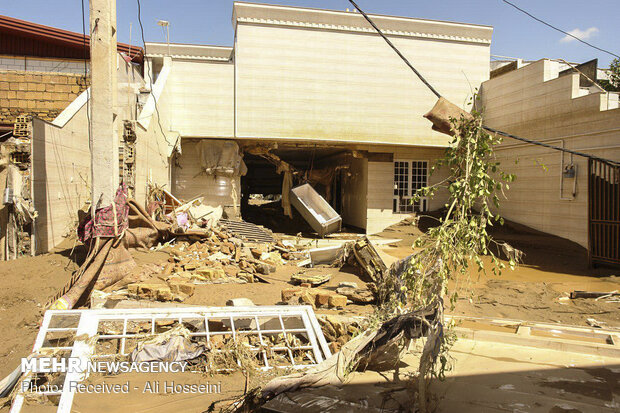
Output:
[
  {"left": 347, "top": 0, "right": 620, "bottom": 166},
  {"left": 501, "top": 0, "right": 620, "bottom": 60},
  {"left": 482, "top": 126, "right": 619, "bottom": 166},
  {"left": 347, "top": 0, "right": 441, "bottom": 99}
]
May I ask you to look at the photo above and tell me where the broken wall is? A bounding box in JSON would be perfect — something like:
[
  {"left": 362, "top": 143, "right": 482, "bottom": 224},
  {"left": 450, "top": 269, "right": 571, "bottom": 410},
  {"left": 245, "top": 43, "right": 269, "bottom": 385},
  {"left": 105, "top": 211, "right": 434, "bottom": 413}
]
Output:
[{"left": 32, "top": 55, "right": 171, "bottom": 253}]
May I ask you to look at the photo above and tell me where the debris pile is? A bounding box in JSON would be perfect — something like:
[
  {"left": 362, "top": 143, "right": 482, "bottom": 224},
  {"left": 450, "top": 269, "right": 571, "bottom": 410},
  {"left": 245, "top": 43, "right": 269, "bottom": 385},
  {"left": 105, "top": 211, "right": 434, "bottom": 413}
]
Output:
[
  {"left": 318, "top": 315, "right": 362, "bottom": 353},
  {"left": 161, "top": 229, "right": 310, "bottom": 285},
  {"left": 282, "top": 286, "right": 348, "bottom": 309}
]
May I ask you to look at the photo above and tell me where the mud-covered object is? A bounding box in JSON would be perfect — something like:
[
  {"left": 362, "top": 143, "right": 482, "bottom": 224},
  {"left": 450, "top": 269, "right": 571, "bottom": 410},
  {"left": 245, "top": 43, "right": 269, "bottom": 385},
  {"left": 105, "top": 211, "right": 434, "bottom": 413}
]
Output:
[
  {"left": 197, "top": 140, "right": 247, "bottom": 177},
  {"left": 124, "top": 199, "right": 172, "bottom": 249},
  {"left": 130, "top": 325, "right": 205, "bottom": 363},
  {"left": 78, "top": 183, "right": 129, "bottom": 242},
  {"left": 423, "top": 97, "right": 473, "bottom": 136}
]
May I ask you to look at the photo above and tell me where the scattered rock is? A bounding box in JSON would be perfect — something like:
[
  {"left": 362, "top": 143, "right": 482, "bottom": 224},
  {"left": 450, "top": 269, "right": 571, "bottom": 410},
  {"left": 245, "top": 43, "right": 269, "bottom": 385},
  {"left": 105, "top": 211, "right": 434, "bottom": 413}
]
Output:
[
  {"left": 168, "top": 280, "right": 195, "bottom": 297},
  {"left": 328, "top": 294, "right": 347, "bottom": 308},
  {"left": 195, "top": 267, "right": 225, "bottom": 280},
  {"left": 336, "top": 286, "right": 375, "bottom": 304},
  {"left": 226, "top": 298, "right": 255, "bottom": 307}
]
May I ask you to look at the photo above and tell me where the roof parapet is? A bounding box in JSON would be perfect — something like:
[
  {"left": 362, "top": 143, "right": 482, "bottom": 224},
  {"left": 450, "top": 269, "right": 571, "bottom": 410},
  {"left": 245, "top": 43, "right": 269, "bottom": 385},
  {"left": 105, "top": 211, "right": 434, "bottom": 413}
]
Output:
[{"left": 232, "top": 1, "right": 493, "bottom": 45}]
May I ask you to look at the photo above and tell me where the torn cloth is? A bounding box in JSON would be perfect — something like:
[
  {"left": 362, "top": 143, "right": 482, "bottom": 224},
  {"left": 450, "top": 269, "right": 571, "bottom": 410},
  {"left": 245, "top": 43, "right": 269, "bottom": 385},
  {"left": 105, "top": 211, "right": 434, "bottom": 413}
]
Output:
[
  {"left": 278, "top": 162, "right": 293, "bottom": 219},
  {"left": 78, "top": 184, "right": 129, "bottom": 242},
  {"left": 130, "top": 325, "right": 205, "bottom": 363}
]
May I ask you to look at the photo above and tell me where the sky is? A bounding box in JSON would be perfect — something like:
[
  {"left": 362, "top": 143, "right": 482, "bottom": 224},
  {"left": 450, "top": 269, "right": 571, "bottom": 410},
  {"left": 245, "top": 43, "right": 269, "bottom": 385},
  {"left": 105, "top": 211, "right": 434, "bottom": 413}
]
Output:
[{"left": 1, "top": 0, "right": 618, "bottom": 67}]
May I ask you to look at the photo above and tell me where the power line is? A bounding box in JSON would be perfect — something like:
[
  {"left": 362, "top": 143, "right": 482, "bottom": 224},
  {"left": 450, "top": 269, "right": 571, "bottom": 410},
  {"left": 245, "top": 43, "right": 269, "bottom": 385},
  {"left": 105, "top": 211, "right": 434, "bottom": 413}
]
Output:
[
  {"left": 482, "top": 126, "right": 620, "bottom": 166},
  {"left": 347, "top": 0, "right": 441, "bottom": 99},
  {"left": 501, "top": 0, "right": 620, "bottom": 60},
  {"left": 347, "top": 0, "right": 620, "bottom": 166}
]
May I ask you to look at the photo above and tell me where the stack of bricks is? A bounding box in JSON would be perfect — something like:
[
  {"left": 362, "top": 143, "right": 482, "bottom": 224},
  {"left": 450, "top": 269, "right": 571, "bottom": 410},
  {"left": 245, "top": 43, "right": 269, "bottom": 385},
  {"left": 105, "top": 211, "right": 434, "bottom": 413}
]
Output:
[{"left": 0, "top": 70, "right": 89, "bottom": 124}]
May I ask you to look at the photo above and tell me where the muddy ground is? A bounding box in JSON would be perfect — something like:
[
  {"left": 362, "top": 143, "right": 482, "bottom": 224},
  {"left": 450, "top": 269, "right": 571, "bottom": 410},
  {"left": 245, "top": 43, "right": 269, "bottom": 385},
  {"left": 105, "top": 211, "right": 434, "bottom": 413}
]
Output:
[
  {"left": 0, "top": 214, "right": 618, "bottom": 408},
  {"left": 378, "top": 215, "right": 620, "bottom": 326}
]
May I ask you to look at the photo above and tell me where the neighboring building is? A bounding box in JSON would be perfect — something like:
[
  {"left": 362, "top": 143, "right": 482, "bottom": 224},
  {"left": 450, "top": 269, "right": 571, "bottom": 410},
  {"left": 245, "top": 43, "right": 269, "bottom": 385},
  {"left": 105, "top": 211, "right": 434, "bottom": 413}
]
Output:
[
  {"left": 146, "top": 2, "right": 493, "bottom": 233},
  {"left": 0, "top": 14, "right": 142, "bottom": 129},
  {"left": 480, "top": 59, "right": 620, "bottom": 264},
  {"left": 0, "top": 15, "right": 171, "bottom": 256}
]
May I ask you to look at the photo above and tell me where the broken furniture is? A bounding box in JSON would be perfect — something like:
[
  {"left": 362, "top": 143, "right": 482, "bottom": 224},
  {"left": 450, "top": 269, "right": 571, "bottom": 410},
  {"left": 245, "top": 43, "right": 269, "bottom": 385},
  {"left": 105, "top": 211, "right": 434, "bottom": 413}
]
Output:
[
  {"left": 352, "top": 237, "right": 388, "bottom": 283},
  {"left": 10, "top": 306, "right": 331, "bottom": 413},
  {"left": 290, "top": 183, "right": 341, "bottom": 238}
]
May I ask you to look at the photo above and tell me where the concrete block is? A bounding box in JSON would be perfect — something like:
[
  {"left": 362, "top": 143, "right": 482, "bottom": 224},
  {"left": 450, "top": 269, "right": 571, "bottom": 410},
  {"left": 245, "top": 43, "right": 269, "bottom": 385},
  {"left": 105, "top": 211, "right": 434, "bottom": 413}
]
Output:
[
  {"left": 226, "top": 298, "right": 255, "bottom": 306},
  {"left": 315, "top": 292, "right": 332, "bottom": 307},
  {"left": 168, "top": 280, "right": 195, "bottom": 297},
  {"left": 195, "top": 267, "right": 225, "bottom": 279},
  {"left": 328, "top": 294, "right": 347, "bottom": 308},
  {"left": 281, "top": 287, "right": 302, "bottom": 302}
]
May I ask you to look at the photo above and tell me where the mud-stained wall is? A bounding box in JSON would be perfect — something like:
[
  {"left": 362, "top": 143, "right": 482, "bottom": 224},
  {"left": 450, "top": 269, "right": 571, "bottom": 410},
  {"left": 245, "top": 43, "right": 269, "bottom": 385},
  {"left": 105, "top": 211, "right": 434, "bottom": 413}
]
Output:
[
  {"left": 32, "top": 113, "right": 90, "bottom": 253},
  {"left": 32, "top": 56, "right": 171, "bottom": 253},
  {"left": 481, "top": 59, "right": 620, "bottom": 247}
]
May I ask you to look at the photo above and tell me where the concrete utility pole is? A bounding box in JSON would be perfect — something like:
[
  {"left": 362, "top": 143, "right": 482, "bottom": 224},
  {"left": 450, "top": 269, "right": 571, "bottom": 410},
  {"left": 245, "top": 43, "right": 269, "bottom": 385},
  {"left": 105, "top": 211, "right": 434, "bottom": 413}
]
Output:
[{"left": 89, "top": 0, "right": 118, "bottom": 209}]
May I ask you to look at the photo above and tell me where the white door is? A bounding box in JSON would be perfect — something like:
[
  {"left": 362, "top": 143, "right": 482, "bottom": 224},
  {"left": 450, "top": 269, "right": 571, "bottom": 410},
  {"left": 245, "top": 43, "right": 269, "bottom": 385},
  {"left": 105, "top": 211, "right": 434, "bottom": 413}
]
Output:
[{"left": 393, "top": 160, "right": 428, "bottom": 213}]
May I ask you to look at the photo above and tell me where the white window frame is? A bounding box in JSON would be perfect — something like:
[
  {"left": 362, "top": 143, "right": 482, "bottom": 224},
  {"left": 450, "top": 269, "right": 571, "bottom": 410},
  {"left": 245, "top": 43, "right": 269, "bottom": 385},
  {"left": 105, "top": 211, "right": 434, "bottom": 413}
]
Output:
[{"left": 393, "top": 159, "right": 429, "bottom": 214}]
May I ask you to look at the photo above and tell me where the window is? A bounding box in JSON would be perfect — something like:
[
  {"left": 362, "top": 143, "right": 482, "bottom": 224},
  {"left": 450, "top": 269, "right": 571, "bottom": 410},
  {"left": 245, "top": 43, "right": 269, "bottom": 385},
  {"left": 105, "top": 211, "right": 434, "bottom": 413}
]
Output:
[{"left": 393, "top": 160, "right": 428, "bottom": 213}]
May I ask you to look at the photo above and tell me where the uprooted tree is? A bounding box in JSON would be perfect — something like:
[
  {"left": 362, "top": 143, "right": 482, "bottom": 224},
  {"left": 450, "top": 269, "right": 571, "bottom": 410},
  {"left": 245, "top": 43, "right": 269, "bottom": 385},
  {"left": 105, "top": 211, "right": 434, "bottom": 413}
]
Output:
[
  {"left": 225, "top": 105, "right": 518, "bottom": 413},
  {"left": 395, "top": 106, "right": 517, "bottom": 411}
]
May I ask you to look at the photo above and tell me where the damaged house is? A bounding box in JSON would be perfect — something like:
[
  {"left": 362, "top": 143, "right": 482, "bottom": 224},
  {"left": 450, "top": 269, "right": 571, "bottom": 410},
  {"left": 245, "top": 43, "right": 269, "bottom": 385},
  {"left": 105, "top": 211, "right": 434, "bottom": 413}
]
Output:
[
  {"left": 145, "top": 2, "right": 492, "bottom": 235},
  {"left": 0, "top": 14, "right": 174, "bottom": 255},
  {"left": 2, "top": 2, "right": 493, "bottom": 254}
]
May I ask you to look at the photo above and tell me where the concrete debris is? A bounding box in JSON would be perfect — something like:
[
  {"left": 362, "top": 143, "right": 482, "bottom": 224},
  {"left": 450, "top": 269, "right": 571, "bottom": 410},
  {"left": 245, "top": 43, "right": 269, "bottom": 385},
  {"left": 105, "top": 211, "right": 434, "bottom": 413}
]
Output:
[
  {"left": 308, "top": 245, "right": 347, "bottom": 267},
  {"left": 281, "top": 286, "right": 347, "bottom": 309},
  {"left": 336, "top": 286, "right": 375, "bottom": 304},
  {"left": 317, "top": 315, "right": 362, "bottom": 353},
  {"left": 226, "top": 298, "right": 256, "bottom": 306},
  {"left": 338, "top": 281, "right": 358, "bottom": 289},
  {"left": 351, "top": 237, "right": 388, "bottom": 283},
  {"left": 127, "top": 282, "right": 191, "bottom": 302},
  {"left": 290, "top": 273, "right": 331, "bottom": 286}
]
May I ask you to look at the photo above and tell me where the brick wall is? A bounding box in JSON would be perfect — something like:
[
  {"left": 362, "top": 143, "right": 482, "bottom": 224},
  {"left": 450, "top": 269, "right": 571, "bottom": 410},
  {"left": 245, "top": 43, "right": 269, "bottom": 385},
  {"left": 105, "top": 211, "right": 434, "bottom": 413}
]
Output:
[
  {"left": 0, "top": 70, "right": 89, "bottom": 124},
  {"left": 0, "top": 55, "right": 88, "bottom": 74}
]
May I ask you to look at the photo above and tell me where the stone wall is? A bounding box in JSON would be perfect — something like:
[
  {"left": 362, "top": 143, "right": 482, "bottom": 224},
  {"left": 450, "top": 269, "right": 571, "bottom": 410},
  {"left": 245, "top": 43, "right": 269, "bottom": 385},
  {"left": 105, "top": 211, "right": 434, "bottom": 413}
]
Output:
[{"left": 0, "top": 70, "right": 88, "bottom": 124}]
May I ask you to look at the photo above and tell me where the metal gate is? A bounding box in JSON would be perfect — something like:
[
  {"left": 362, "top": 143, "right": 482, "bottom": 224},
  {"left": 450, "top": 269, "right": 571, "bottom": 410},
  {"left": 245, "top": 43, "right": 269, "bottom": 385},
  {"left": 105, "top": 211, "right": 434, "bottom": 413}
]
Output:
[{"left": 588, "top": 159, "right": 620, "bottom": 267}]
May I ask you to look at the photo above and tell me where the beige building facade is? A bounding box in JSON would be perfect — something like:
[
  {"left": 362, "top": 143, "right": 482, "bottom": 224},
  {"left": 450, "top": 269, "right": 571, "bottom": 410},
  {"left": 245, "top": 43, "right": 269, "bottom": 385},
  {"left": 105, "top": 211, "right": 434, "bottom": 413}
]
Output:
[
  {"left": 147, "top": 2, "right": 492, "bottom": 234},
  {"left": 480, "top": 59, "right": 620, "bottom": 250}
]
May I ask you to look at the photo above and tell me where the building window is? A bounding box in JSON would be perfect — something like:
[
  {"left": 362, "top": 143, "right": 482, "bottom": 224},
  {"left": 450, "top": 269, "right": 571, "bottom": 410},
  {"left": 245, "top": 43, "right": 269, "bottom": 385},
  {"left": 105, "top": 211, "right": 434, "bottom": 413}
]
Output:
[{"left": 393, "top": 160, "right": 428, "bottom": 213}]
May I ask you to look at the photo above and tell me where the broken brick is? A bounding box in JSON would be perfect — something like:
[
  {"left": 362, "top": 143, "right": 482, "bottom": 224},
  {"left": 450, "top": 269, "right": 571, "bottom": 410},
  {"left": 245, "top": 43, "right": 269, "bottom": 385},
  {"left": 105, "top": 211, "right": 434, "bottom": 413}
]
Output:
[{"left": 328, "top": 294, "right": 347, "bottom": 308}]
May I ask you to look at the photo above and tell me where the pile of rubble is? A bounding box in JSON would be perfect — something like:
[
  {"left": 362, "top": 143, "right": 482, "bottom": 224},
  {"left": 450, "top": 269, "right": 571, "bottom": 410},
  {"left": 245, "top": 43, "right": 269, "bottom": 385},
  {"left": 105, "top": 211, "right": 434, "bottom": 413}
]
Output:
[{"left": 317, "top": 314, "right": 363, "bottom": 353}]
